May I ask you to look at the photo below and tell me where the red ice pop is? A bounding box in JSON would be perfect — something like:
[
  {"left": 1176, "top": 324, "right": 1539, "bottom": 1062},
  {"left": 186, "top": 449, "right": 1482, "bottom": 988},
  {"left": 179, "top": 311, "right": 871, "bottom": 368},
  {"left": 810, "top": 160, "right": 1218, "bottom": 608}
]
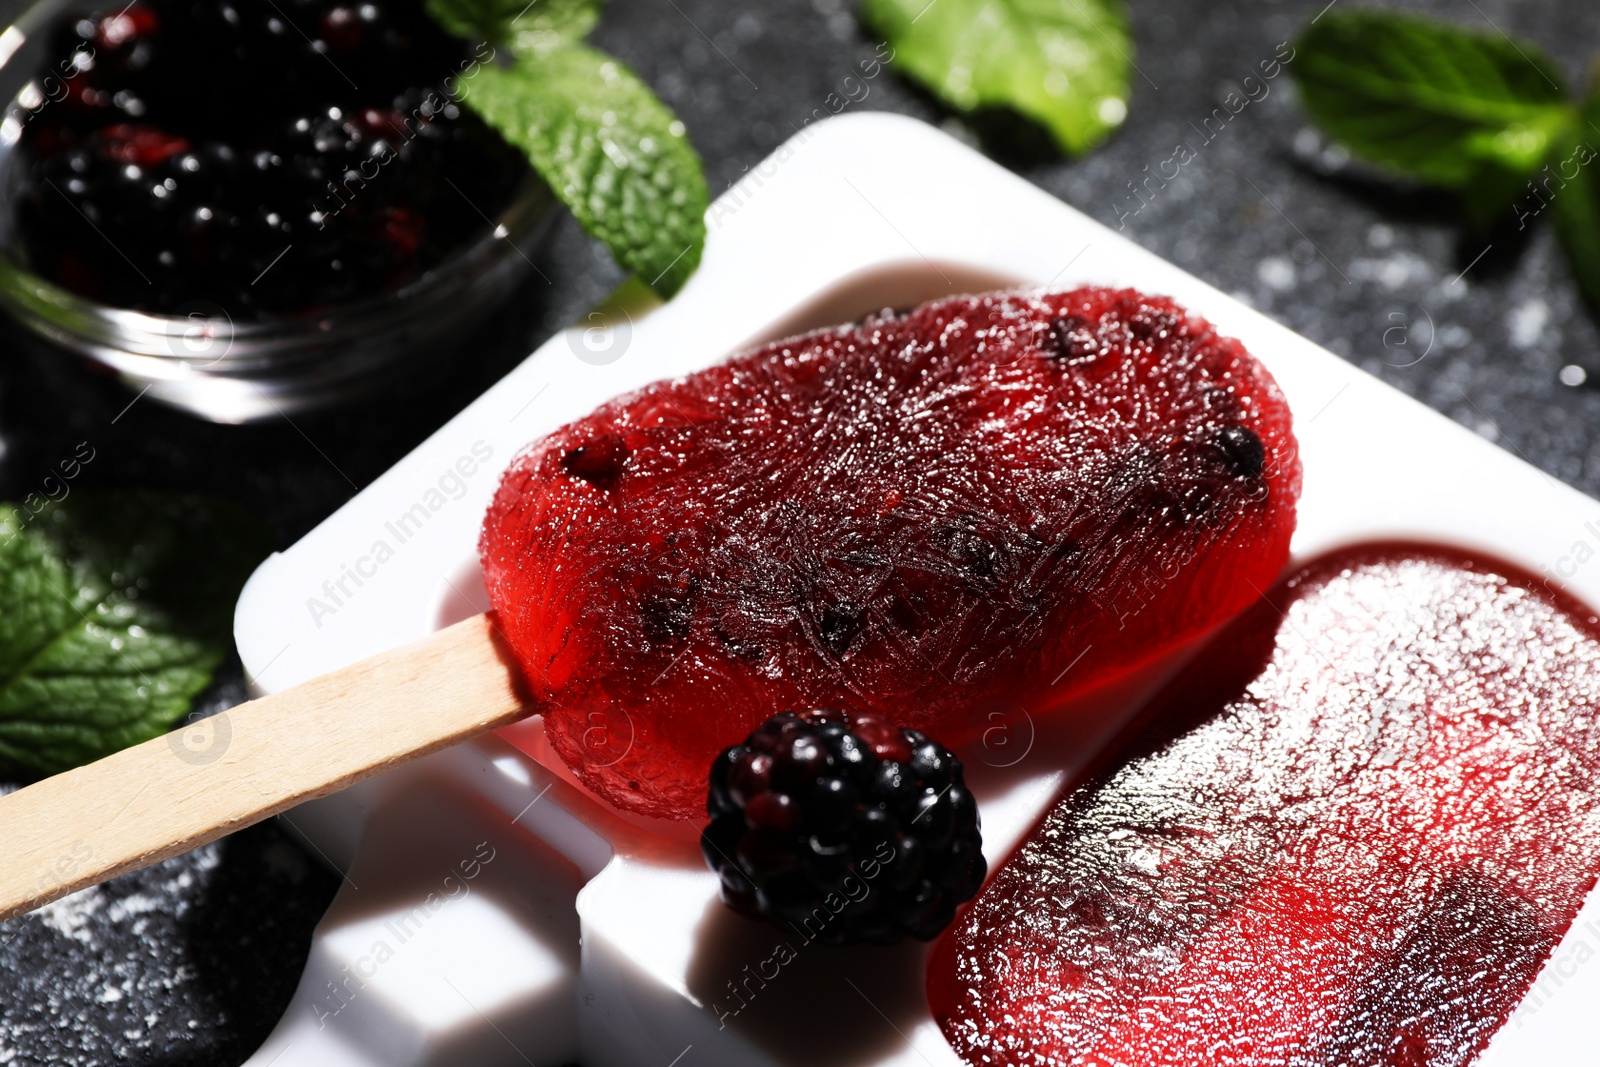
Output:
[
  {"left": 481, "top": 287, "right": 1301, "bottom": 818},
  {"left": 0, "top": 288, "right": 1295, "bottom": 918},
  {"left": 931, "top": 544, "right": 1600, "bottom": 1067}
]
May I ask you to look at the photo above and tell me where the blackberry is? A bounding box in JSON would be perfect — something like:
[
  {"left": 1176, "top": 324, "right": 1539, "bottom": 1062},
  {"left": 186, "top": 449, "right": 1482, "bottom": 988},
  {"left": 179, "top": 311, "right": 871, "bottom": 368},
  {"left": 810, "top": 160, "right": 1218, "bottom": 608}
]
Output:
[
  {"left": 1214, "top": 424, "right": 1266, "bottom": 478},
  {"left": 702, "top": 708, "right": 986, "bottom": 945},
  {"left": 11, "top": 0, "right": 528, "bottom": 318}
]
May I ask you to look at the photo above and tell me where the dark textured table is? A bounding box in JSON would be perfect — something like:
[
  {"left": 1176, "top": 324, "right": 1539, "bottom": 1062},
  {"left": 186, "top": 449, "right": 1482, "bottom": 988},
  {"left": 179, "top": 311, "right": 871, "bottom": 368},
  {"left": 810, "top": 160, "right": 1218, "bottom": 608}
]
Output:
[{"left": 1, "top": 0, "right": 1597, "bottom": 1063}]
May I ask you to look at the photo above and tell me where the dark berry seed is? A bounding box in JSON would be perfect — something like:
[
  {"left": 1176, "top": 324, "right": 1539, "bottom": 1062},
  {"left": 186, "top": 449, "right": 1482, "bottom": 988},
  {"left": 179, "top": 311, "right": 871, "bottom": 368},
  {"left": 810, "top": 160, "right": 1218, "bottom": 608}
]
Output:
[
  {"left": 712, "top": 620, "right": 765, "bottom": 664},
  {"left": 1129, "top": 307, "right": 1179, "bottom": 340},
  {"left": 560, "top": 434, "right": 630, "bottom": 490},
  {"left": 639, "top": 587, "right": 692, "bottom": 645},
  {"left": 818, "top": 600, "right": 864, "bottom": 656},
  {"left": 702, "top": 707, "right": 984, "bottom": 945},
  {"left": 1215, "top": 425, "right": 1266, "bottom": 478},
  {"left": 1044, "top": 314, "right": 1102, "bottom": 364}
]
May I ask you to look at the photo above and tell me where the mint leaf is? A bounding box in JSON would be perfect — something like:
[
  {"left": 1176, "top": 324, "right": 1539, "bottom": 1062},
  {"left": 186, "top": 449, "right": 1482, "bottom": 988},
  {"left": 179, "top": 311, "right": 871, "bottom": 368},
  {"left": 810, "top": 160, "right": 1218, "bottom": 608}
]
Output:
[
  {"left": 465, "top": 41, "right": 707, "bottom": 297},
  {"left": 506, "top": 0, "right": 603, "bottom": 57},
  {"left": 425, "top": 0, "right": 708, "bottom": 296},
  {"left": 1553, "top": 97, "right": 1600, "bottom": 310},
  {"left": 1294, "top": 11, "right": 1572, "bottom": 188},
  {"left": 425, "top": 0, "right": 600, "bottom": 49},
  {"left": 0, "top": 492, "right": 272, "bottom": 776},
  {"left": 860, "top": 0, "right": 1132, "bottom": 156}
]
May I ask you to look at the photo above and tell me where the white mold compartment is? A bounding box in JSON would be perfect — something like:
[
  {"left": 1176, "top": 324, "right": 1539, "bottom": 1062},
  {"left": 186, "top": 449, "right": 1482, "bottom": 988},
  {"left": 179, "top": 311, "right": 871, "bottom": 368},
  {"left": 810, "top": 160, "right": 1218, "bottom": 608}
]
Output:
[{"left": 234, "top": 112, "right": 1600, "bottom": 1067}]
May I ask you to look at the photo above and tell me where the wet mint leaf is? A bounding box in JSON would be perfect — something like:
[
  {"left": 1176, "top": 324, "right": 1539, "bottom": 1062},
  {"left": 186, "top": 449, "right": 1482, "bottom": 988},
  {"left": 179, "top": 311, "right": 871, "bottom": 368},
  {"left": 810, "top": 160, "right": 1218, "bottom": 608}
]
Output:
[
  {"left": 425, "top": 0, "right": 601, "bottom": 49},
  {"left": 0, "top": 492, "right": 273, "bottom": 776},
  {"left": 466, "top": 41, "right": 708, "bottom": 297},
  {"left": 861, "top": 0, "right": 1132, "bottom": 156},
  {"left": 1294, "top": 10, "right": 1572, "bottom": 188}
]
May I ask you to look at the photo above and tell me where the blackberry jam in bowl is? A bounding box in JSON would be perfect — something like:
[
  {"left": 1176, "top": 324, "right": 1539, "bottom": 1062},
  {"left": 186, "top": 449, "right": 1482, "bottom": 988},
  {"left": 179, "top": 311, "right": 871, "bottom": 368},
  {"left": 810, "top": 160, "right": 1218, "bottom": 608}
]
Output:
[{"left": 0, "top": 0, "right": 551, "bottom": 421}]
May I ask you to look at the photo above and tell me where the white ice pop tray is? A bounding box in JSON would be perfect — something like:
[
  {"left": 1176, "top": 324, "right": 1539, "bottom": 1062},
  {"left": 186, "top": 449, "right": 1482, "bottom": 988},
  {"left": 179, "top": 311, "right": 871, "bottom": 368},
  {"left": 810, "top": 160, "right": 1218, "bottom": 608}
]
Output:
[{"left": 232, "top": 112, "right": 1600, "bottom": 1067}]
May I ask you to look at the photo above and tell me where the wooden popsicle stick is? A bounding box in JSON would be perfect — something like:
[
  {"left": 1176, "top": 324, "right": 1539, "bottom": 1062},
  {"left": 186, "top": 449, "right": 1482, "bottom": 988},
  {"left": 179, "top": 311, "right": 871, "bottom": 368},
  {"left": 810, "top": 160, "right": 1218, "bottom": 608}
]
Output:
[{"left": 0, "top": 613, "right": 531, "bottom": 923}]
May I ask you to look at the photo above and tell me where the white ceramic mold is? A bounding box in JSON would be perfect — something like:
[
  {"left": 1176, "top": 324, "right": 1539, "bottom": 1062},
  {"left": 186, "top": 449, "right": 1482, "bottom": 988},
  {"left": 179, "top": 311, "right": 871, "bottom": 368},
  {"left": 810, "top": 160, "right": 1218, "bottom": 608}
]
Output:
[{"left": 232, "top": 112, "right": 1600, "bottom": 1067}]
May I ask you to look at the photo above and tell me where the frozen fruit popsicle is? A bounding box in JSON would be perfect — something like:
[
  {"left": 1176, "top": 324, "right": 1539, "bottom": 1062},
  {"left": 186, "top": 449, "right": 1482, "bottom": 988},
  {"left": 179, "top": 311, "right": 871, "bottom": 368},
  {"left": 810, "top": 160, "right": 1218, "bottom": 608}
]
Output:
[
  {"left": 930, "top": 544, "right": 1600, "bottom": 1067},
  {"left": 481, "top": 287, "right": 1300, "bottom": 819},
  {"left": 0, "top": 285, "right": 1298, "bottom": 921}
]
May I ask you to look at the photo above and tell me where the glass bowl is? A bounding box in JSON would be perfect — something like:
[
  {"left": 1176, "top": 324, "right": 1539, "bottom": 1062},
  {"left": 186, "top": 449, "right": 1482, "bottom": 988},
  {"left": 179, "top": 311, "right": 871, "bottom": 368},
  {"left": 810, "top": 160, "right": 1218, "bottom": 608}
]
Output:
[{"left": 0, "top": 0, "right": 554, "bottom": 423}]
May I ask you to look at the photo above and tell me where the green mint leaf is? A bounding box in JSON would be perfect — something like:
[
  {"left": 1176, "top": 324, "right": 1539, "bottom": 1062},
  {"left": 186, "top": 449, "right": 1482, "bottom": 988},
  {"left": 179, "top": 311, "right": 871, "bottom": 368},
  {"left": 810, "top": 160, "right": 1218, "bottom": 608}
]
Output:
[
  {"left": 464, "top": 41, "right": 707, "bottom": 297},
  {"left": 0, "top": 491, "right": 273, "bottom": 776},
  {"left": 425, "top": 0, "right": 601, "bottom": 50},
  {"left": 506, "top": 0, "right": 604, "bottom": 58},
  {"left": 860, "top": 0, "right": 1132, "bottom": 156},
  {"left": 1294, "top": 10, "right": 1571, "bottom": 188},
  {"left": 1553, "top": 97, "right": 1600, "bottom": 310}
]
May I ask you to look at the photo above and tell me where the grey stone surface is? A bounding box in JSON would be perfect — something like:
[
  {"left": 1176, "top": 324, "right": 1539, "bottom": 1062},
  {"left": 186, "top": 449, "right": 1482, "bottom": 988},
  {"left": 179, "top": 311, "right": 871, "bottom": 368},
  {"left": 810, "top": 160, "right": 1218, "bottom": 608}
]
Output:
[{"left": 0, "top": 0, "right": 1597, "bottom": 1063}]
